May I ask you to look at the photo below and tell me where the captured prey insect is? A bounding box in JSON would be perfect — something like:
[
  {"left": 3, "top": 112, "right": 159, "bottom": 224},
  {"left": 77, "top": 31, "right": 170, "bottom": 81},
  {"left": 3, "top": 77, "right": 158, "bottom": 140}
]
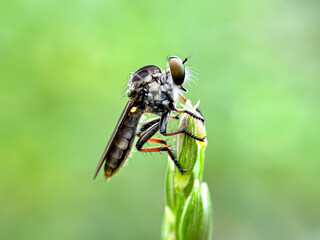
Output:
[{"left": 93, "top": 56, "right": 205, "bottom": 179}]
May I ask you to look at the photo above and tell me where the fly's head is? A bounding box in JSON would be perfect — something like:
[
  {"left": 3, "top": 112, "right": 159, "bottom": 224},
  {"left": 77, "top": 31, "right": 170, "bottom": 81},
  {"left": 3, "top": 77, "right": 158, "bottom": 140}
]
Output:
[{"left": 168, "top": 56, "right": 189, "bottom": 93}]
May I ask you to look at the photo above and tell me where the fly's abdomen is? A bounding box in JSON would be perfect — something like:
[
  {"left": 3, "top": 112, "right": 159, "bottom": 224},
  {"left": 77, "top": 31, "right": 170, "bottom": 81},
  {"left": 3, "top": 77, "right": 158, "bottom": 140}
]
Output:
[{"left": 104, "top": 112, "right": 141, "bottom": 178}]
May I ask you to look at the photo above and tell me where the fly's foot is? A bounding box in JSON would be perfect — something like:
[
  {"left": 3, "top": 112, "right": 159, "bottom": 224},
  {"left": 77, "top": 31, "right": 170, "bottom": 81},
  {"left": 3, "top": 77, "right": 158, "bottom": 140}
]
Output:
[
  {"left": 180, "top": 168, "right": 188, "bottom": 174},
  {"left": 173, "top": 158, "right": 185, "bottom": 173}
]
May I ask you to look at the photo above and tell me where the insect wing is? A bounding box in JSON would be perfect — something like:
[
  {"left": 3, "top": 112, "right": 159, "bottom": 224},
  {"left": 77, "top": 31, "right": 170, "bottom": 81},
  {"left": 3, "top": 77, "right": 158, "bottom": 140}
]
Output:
[{"left": 93, "top": 99, "right": 137, "bottom": 179}]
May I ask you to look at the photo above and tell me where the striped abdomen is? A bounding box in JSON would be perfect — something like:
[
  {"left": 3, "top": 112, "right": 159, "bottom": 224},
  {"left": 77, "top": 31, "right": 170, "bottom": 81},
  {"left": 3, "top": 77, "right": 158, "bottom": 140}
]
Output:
[{"left": 104, "top": 111, "right": 142, "bottom": 178}]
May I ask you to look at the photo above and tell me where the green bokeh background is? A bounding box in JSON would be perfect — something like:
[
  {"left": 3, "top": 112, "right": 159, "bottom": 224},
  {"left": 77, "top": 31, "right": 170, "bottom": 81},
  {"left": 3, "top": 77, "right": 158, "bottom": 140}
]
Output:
[{"left": 1, "top": 1, "right": 319, "bottom": 239}]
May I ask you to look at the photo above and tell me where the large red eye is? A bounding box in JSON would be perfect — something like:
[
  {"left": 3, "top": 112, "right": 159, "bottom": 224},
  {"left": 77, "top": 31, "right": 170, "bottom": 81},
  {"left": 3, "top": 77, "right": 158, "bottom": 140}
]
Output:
[{"left": 169, "top": 56, "right": 185, "bottom": 85}]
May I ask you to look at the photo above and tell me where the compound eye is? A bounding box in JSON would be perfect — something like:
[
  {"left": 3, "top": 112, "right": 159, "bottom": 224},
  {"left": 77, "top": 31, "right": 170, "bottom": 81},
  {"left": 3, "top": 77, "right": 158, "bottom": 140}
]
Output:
[{"left": 169, "top": 56, "right": 185, "bottom": 85}]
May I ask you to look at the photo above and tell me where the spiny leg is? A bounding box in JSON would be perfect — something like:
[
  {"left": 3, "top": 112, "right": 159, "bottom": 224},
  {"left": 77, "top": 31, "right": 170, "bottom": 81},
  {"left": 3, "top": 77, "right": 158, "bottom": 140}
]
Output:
[
  {"left": 175, "top": 108, "right": 204, "bottom": 122},
  {"left": 135, "top": 121, "right": 186, "bottom": 173},
  {"left": 136, "top": 114, "right": 180, "bottom": 143},
  {"left": 136, "top": 117, "right": 160, "bottom": 137},
  {"left": 162, "top": 129, "right": 205, "bottom": 141},
  {"left": 179, "top": 93, "right": 205, "bottom": 120},
  {"left": 160, "top": 112, "right": 206, "bottom": 141},
  {"left": 178, "top": 93, "right": 187, "bottom": 103},
  {"left": 136, "top": 115, "right": 179, "bottom": 138},
  {"left": 141, "top": 138, "right": 186, "bottom": 173},
  {"left": 170, "top": 114, "right": 180, "bottom": 120}
]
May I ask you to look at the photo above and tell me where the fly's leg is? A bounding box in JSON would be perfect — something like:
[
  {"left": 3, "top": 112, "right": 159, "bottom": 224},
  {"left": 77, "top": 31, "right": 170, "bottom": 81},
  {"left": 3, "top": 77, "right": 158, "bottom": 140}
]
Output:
[
  {"left": 170, "top": 114, "right": 180, "bottom": 120},
  {"left": 162, "top": 129, "right": 205, "bottom": 141},
  {"left": 140, "top": 138, "right": 186, "bottom": 173},
  {"left": 178, "top": 93, "right": 187, "bottom": 103},
  {"left": 135, "top": 122, "right": 186, "bottom": 173},
  {"left": 136, "top": 115, "right": 178, "bottom": 138},
  {"left": 136, "top": 117, "right": 160, "bottom": 137},
  {"left": 160, "top": 112, "right": 206, "bottom": 142},
  {"left": 174, "top": 108, "right": 204, "bottom": 123},
  {"left": 178, "top": 93, "right": 204, "bottom": 120}
]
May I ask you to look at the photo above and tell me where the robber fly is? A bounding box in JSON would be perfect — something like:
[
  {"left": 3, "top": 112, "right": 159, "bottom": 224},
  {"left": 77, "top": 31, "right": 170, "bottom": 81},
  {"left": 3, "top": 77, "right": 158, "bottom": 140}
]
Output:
[{"left": 93, "top": 56, "right": 205, "bottom": 179}]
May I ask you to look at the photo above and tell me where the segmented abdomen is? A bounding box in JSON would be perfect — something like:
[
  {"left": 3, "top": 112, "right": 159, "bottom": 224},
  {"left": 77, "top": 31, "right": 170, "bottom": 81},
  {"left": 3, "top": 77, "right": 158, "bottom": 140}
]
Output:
[{"left": 104, "top": 111, "right": 142, "bottom": 178}]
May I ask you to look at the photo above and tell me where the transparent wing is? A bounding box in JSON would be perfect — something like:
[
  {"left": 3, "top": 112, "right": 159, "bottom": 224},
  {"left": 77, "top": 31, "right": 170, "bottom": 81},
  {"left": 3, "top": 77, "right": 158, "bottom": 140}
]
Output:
[{"left": 93, "top": 99, "right": 138, "bottom": 179}]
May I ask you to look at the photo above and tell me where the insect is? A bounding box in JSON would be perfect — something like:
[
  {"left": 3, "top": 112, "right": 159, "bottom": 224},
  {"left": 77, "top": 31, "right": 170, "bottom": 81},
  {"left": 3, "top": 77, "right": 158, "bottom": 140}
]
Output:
[{"left": 93, "top": 56, "right": 205, "bottom": 179}]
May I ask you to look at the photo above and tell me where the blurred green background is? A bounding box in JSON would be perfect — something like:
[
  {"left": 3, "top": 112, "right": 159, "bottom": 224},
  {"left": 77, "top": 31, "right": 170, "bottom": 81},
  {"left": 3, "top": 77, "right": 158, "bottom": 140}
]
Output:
[{"left": 1, "top": 0, "right": 319, "bottom": 239}]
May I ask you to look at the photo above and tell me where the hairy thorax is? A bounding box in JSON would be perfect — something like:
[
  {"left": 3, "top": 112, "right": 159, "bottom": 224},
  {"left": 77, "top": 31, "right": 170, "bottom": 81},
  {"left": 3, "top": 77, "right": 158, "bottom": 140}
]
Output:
[{"left": 127, "top": 65, "right": 179, "bottom": 115}]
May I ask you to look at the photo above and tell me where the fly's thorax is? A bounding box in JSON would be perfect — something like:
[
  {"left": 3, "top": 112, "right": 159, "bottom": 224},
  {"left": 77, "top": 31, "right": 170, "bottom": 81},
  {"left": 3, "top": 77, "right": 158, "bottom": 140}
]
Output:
[
  {"left": 144, "top": 72, "right": 179, "bottom": 114},
  {"left": 126, "top": 64, "right": 180, "bottom": 114},
  {"left": 127, "top": 65, "right": 162, "bottom": 99}
]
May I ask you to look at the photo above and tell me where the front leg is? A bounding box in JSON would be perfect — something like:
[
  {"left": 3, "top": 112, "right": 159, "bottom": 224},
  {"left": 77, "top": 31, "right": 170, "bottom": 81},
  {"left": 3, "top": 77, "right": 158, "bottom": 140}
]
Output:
[
  {"left": 159, "top": 112, "right": 206, "bottom": 142},
  {"left": 174, "top": 107, "right": 205, "bottom": 123},
  {"left": 179, "top": 93, "right": 205, "bottom": 120}
]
